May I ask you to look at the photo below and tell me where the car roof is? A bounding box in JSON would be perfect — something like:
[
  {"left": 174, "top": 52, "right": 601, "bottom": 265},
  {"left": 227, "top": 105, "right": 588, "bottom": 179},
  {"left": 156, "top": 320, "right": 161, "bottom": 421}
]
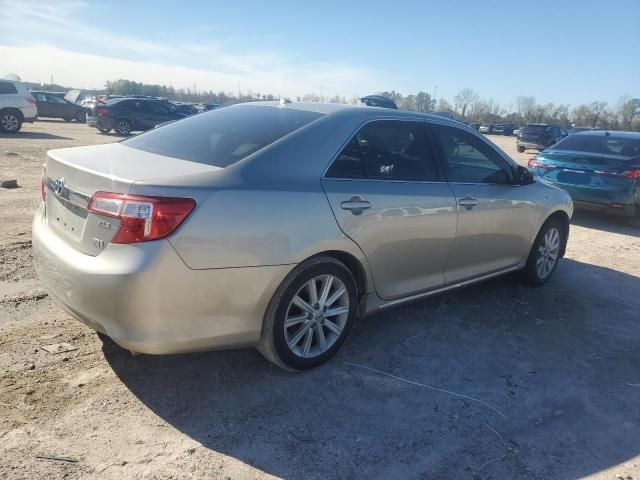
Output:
[
  {"left": 572, "top": 130, "right": 640, "bottom": 139},
  {"left": 246, "top": 101, "right": 464, "bottom": 126}
]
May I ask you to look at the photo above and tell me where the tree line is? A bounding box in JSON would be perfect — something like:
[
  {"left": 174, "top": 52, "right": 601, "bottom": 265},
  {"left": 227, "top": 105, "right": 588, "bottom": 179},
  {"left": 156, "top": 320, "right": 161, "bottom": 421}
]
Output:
[{"left": 40, "top": 79, "right": 640, "bottom": 132}]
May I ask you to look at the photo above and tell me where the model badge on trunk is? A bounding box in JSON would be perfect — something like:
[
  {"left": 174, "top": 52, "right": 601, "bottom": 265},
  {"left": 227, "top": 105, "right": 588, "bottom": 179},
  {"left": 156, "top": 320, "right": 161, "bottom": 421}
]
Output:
[{"left": 98, "top": 220, "right": 111, "bottom": 229}]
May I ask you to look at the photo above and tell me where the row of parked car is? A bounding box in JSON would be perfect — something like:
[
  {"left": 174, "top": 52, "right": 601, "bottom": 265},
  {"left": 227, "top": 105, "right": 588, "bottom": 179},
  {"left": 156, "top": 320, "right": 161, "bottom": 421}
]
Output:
[{"left": 0, "top": 78, "right": 216, "bottom": 134}]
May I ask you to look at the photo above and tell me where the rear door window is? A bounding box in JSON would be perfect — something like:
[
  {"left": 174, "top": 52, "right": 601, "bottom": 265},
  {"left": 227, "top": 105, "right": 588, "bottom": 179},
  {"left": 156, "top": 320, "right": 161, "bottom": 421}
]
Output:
[
  {"left": 325, "top": 121, "right": 440, "bottom": 181},
  {"left": 0, "top": 82, "right": 18, "bottom": 94},
  {"left": 123, "top": 105, "right": 323, "bottom": 167}
]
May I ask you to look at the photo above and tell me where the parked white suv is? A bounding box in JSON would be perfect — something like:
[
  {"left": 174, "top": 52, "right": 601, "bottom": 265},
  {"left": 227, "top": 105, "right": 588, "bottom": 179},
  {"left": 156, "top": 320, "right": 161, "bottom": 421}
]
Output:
[{"left": 0, "top": 80, "right": 37, "bottom": 133}]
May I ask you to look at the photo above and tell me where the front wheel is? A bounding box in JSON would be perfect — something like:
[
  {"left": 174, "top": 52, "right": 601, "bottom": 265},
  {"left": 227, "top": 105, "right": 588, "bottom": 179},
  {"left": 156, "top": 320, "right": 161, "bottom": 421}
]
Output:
[
  {"left": 517, "top": 145, "right": 525, "bottom": 153},
  {"left": 258, "top": 256, "right": 358, "bottom": 371},
  {"left": 75, "top": 110, "right": 86, "bottom": 122},
  {"left": 521, "top": 219, "right": 564, "bottom": 286}
]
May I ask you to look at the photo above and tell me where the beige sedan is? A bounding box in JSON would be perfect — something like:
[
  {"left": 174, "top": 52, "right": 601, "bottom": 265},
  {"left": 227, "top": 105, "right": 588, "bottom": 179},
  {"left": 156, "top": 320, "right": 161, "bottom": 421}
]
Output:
[{"left": 33, "top": 101, "right": 573, "bottom": 370}]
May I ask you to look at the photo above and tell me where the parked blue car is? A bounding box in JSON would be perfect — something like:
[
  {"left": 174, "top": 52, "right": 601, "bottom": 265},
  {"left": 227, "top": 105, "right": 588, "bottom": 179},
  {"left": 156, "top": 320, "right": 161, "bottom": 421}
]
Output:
[{"left": 528, "top": 131, "right": 640, "bottom": 217}]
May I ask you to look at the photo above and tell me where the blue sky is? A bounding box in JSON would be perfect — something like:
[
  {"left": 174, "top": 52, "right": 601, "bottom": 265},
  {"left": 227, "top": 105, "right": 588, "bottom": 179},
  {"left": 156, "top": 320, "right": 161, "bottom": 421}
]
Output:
[{"left": 1, "top": 0, "right": 638, "bottom": 108}]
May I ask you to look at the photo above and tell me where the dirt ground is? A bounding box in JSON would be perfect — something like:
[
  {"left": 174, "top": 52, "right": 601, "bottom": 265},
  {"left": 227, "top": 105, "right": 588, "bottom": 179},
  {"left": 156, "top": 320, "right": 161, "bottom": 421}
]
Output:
[{"left": 1, "top": 120, "right": 639, "bottom": 480}]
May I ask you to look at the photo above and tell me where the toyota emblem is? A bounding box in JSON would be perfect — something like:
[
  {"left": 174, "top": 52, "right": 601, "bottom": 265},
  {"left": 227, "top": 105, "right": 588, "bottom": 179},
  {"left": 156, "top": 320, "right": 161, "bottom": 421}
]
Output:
[{"left": 54, "top": 177, "right": 65, "bottom": 196}]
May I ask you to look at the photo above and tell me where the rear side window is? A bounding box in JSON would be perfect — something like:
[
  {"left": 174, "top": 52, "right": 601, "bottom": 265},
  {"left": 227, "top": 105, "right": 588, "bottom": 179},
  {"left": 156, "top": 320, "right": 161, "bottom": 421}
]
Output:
[
  {"left": 325, "top": 121, "right": 439, "bottom": 181},
  {"left": 0, "top": 82, "right": 18, "bottom": 94},
  {"left": 123, "top": 105, "right": 323, "bottom": 167}
]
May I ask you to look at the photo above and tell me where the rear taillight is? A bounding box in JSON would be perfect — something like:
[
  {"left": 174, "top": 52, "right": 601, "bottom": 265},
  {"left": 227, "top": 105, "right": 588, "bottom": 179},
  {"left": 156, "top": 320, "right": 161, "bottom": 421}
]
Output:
[
  {"left": 27, "top": 96, "right": 37, "bottom": 105},
  {"left": 595, "top": 169, "right": 640, "bottom": 179},
  {"left": 88, "top": 192, "right": 195, "bottom": 244},
  {"left": 95, "top": 107, "right": 109, "bottom": 115},
  {"left": 528, "top": 157, "right": 556, "bottom": 170},
  {"left": 40, "top": 164, "right": 47, "bottom": 202}
]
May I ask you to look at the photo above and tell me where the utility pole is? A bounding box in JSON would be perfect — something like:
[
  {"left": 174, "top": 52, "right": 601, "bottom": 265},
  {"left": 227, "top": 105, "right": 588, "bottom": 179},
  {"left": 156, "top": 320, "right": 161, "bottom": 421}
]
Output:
[
  {"left": 320, "top": 85, "right": 324, "bottom": 103},
  {"left": 433, "top": 85, "right": 437, "bottom": 108}
]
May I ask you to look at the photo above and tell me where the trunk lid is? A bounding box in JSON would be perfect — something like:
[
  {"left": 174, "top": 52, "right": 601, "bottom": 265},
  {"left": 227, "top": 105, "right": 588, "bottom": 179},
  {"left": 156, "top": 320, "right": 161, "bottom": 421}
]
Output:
[
  {"left": 64, "top": 89, "right": 83, "bottom": 105},
  {"left": 45, "top": 143, "right": 221, "bottom": 255},
  {"left": 532, "top": 150, "right": 636, "bottom": 201}
]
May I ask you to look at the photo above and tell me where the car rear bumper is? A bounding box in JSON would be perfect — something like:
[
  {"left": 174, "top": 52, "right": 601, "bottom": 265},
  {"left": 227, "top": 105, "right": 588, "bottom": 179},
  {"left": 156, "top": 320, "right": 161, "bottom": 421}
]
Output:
[
  {"left": 32, "top": 205, "right": 293, "bottom": 354},
  {"left": 543, "top": 181, "right": 638, "bottom": 216},
  {"left": 19, "top": 105, "right": 37, "bottom": 122},
  {"left": 518, "top": 141, "right": 546, "bottom": 150}
]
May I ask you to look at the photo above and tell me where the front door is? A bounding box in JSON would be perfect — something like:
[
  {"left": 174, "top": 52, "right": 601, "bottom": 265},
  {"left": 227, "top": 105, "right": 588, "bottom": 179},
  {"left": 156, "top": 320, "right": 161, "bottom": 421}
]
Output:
[
  {"left": 321, "top": 120, "right": 458, "bottom": 300},
  {"left": 429, "top": 124, "right": 536, "bottom": 283}
]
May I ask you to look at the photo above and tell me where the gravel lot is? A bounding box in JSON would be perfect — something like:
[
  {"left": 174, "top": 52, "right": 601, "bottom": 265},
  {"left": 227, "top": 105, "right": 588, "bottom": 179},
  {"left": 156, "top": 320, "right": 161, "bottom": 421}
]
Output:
[{"left": 1, "top": 120, "right": 639, "bottom": 479}]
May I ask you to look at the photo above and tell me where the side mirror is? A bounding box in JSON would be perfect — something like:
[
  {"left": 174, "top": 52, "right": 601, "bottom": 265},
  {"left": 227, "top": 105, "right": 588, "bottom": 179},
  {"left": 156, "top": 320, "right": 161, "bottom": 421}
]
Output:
[{"left": 514, "top": 165, "right": 534, "bottom": 185}]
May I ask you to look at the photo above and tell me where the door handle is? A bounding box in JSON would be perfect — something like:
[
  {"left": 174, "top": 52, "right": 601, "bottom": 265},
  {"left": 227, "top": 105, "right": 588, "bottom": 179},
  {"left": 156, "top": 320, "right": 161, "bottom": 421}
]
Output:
[
  {"left": 341, "top": 196, "right": 371, "bottom": 215},
  {"left": 458, "top": 195, "right": 478, "bottom": 210}
]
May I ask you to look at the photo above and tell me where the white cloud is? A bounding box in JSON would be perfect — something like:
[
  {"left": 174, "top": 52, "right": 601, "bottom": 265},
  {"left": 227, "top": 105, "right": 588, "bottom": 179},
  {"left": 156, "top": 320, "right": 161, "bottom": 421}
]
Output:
[{"left": 0, "top": 0, "right": 390, "bottom": 97}]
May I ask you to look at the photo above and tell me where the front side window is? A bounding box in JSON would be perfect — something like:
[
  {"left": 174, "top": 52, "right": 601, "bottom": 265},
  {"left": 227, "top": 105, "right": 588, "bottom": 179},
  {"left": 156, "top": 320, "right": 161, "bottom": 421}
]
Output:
[
  {"left": 325, "top": 121, "right": 439, "bottom": 181},
  {"left": 432, "top": 125, "right": 513, "bottom": 184},
  {"left": 48, "top": 95, "right": 67, "bottom": 104}
]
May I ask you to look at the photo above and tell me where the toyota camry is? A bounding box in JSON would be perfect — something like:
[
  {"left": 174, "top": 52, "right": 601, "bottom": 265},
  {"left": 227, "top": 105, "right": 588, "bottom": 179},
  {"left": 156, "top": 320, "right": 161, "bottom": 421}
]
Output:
[{"left": 33, "top": 101, "right": 573, "bottom": 370}]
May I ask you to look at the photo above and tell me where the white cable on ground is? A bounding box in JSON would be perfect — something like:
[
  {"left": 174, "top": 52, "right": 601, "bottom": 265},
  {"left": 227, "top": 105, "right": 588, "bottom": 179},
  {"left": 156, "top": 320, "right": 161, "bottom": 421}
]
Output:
[
  {"left": 475, "top": 422, "right": 507, "bottom": 472},
  {"left": 344, "top": 362, "right": 506, "bottom": 418}
]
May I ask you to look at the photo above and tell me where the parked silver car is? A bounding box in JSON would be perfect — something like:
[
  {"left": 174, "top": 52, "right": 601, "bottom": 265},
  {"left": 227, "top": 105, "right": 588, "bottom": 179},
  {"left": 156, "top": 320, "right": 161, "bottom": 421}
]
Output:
[{"left": 33, "top": 102, "right": 573, "bottom": 370}]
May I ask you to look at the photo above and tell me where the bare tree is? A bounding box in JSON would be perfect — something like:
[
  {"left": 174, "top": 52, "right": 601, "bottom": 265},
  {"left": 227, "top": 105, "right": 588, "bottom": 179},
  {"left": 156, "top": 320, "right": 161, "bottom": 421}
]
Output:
[{"left": 453, "top": 88, "right": 477, "bottom": 118}]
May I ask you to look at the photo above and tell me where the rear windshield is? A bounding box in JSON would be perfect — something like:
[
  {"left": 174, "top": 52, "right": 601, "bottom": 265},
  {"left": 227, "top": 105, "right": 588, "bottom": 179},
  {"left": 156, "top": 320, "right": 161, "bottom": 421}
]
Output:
[
  {"left": 123, "top": 105, "right": 323, "bottom": 167},
  {"left": 553, "top": 134, "right": 640, "bottom": 158},
  {"left": 523, "top": 125, "right": 547, "bottom": 134}
]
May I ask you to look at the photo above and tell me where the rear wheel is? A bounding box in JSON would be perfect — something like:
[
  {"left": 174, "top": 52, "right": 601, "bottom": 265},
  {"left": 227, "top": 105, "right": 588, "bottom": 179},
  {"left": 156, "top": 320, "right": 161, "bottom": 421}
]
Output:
[
  {"left": 521, "top": 218, "right": 564, "bottom": 286},
  {"left": 517, "top": 145, "right": 525, "bottom": 153},
  {"left": 0, "top": 110, "right": 22, "bottom": 133},
  {"left": 114, "top": 119, "right": 132, "bottom": 136},
  {"left": 258, "top": 256, "right": 358, "bottom": 371},
  {"left": 75, "top": 110, "right": 86, "bottom": 122}
]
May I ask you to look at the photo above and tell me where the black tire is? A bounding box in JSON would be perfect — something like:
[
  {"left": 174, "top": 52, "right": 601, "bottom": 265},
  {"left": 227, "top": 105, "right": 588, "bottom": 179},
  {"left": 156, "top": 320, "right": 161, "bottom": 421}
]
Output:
[
  {"left": 63, "top": 116, "right": 73, "bottom": 122},
  {"left": 75, "top": 110, "right": 86, "bottom": 122},
  {"left": 517, "top": 145, "right": 525, "bottom": 153},
  {"left": 98, "top": 127, "right": 111, "bottom": 134},
  {"left": 0, "top": 109, "right": 22, "bottom": 133},
  {"left": 114, "top": 119, "right": 132, "bottom": 136},
  {"left": 258, "top": 256, "right": 358, "bottom": 371},
  {"left": 520, "top": 218, "right": 565, "bottom": 286}
]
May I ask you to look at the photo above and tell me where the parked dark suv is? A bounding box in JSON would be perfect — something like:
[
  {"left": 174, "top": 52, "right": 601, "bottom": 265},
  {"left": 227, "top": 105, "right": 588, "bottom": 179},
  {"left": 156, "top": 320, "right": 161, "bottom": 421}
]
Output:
[
  {"left": 493, "top": 123, "right": 517, "bottom": 135},
  {"left": 91, "top": 98, "right": 187, "bottom": 135},
  {"left": 31, "top": 91, "right": 86, "bottom": 122},
  {"left": 517, "top": 124, "right": 567, "bottom": 152}
]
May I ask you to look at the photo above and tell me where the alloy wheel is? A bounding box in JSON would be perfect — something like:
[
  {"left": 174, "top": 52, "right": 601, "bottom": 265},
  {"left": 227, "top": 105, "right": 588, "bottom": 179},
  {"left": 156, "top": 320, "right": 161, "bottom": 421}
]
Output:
[
  {"left": 536, "top": 227, "right": 560, "bottom": 279},
  {"left": 115, "top": 120, "right": 131, "bottom": 135},
  {"left": 2, "top": 114, "right": 19, "bottom": 132},
  {"left": 283, "top": 274, "right": 349, "bottom": 358}
]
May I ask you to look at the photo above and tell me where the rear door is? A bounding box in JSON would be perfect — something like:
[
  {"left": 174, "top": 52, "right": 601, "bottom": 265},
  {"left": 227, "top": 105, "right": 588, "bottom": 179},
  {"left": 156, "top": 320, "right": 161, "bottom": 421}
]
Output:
[
  {"left": 136, "top": 101, "right": 174, "bottom": 130},
  {"left": 429, "top": 124, "right": 536, "bottom": 283},
  {"left": 322, "top": 120, "right": 458, "bottom": 300}
]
